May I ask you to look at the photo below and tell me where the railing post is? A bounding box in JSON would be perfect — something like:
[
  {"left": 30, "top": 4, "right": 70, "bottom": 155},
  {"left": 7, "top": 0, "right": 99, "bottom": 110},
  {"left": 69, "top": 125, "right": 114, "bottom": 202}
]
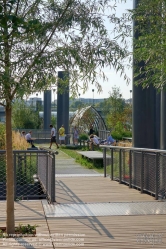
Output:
[
  {"left": 119, "top": 149, "right": 122, "bottom": 183},
  {"left": 103, "top": 148, "right": 106, "bottom": 177},
  {"left": 155, "top": 153, "right": 159, "bottom": 200},
  {"left": 51, "top": 153, "right": 55, "bottom": 202},
  {"left": 46, "top": 153, "right": 48, "bottom": 194},
  {"left": 111, "top": 149, "right": 113, "bottom": 180},
  {"left": 141, "top": 151, "right": 144, "bottom": 193},
  {"left": 129, "top": 150, "right": 132, "bottom": 188},
  {"left": 14, "top": 152, "right": 17, "bottom": 200}
]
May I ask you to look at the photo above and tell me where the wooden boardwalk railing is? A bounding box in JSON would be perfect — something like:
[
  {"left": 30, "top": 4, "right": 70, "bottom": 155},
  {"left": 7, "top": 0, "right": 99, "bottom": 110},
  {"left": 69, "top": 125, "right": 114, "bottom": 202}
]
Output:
[{"left": 0, "top": 150, "right": 166, "bottom": 249}]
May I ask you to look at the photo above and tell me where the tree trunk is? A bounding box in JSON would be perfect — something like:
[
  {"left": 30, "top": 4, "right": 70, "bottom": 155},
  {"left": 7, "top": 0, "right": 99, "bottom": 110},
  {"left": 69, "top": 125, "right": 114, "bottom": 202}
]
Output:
[{"left": 6, "top": 105, "right": 15, "bottom": 234}]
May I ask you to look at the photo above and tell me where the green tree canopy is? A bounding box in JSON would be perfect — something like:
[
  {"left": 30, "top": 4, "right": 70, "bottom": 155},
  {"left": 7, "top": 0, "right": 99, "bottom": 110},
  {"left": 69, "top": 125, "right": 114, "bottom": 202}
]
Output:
[
  {"left": 12, "top": 100, "right": 41, "bottom": 129},
  {"left": 131, "top": 0, "right": 166, "bottom": 89},
  {"left": 103, "top": 86, "right": 132, "bottom": 133},
  {"left": 0, "top": 0, "right": 131, "bottom": 107}
]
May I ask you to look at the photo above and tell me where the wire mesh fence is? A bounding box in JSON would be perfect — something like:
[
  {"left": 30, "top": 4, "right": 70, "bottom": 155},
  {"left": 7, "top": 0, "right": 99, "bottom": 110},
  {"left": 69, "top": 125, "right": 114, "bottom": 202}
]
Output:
[
  {"left": 101, "top": 145, "right": 166, "bottom": 200},
  {"left": 0, "top": 150, "right": 56, "bottom": 202}
]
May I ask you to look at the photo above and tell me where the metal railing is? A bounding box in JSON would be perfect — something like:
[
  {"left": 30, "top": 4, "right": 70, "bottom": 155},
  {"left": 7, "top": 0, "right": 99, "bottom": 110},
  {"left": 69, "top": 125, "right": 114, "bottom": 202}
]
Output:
[
  {"left": 0, "top": 149, "right": 56, "bottom": 202},
  {"left": 98, "top": 130, "right": 110, "bottom": 140},
  {"left": 101, "top": 145, "right": 166, "bottom": 200},
  {"left": 13, "top": 129, "right": 73, "bottom": 144}
]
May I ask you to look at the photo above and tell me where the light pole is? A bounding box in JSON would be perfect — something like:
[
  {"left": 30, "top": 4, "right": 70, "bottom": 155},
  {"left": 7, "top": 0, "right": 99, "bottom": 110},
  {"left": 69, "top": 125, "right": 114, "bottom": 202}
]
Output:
[
  {"left": 130, "top": 90, "right": 132, "bottom": 128},
  {"left": 53, "top": 89, "right": 56, "bottom": 109},
  {"left": 92, "top": 89, "right": 94, "bottom": 106},
  {"left": 130, "top": 90, "right": 132, "bottom": 105},
  {"left": 36, "top": 93, "right": 38, "bottom": 111}
]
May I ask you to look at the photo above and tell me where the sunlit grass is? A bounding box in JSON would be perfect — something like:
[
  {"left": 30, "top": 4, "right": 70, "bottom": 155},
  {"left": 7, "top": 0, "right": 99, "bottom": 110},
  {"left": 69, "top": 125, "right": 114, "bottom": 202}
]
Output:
[
  {"left": 12, "top": 131, "right": 30, "bottom": 150},
  {"left": 37, "top": 142, "right": 132, "bottom": 174}
]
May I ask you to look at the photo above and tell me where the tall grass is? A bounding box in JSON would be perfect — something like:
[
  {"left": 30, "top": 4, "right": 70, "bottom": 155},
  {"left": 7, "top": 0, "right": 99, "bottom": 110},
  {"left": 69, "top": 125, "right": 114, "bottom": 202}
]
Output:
[
  {"left": 12, "top": 131, "right": 29, "bottom": 150},
  {"left": 117, "top": 141, "right": 132, "bottom": 147},
  {"left": 0, "top": 123, "right": 29, "bottom": 150}
]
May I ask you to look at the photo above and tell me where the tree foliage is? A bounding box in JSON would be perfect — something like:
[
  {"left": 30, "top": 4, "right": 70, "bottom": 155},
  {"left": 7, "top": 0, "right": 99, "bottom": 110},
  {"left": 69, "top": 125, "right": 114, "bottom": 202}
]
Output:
[
  {"left": 0, "top": 0, "right": 131, "bottom": 106},
  {"left": 131, "top": 0, "right": 166, "bottom": 90},
  {"left": 103, "top": 86, "right": 132, "bottom": 132},
  {"left": 12, "top": 100, "right": 41, "bottom": 129}
]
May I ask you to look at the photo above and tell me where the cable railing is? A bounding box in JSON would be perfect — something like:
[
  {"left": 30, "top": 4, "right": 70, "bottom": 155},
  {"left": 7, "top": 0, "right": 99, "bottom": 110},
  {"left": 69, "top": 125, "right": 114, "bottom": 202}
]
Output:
[
  {"left": 100, "top": 145, "right": 166, "bottom": 200},
  {"left": 0, "top": 149, "right": 56, "bottom": 202}
]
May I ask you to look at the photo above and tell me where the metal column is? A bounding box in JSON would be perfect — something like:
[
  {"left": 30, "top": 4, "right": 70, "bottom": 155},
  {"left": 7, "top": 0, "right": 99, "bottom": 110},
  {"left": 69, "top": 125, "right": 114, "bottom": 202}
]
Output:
[
  {"left": 43, "top": 90, "right": 51, "bottom": 130},
  {"left": 57, "top": 71, "right": 69, "bottom": 144}
]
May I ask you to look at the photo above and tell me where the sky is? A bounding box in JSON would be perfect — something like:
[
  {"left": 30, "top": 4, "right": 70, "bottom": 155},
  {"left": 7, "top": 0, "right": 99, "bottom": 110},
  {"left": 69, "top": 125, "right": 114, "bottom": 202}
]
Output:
[{"left": 30, "top": 0, "right": 133, "bottom": 101}]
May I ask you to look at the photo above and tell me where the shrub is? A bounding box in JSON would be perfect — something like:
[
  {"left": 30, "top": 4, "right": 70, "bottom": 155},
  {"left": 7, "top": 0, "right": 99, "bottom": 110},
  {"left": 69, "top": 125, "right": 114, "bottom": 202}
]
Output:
[
  {"left": 79, "top": 133, "right": 89, "bottom": 141},
  {"left": 112, "top": 127, "right": 132, "bottom": 140}
]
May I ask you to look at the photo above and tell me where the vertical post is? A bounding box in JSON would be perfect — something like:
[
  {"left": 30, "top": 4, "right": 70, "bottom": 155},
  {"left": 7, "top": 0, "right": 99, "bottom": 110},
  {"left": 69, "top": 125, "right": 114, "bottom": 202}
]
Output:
[
  {"left": 129, "top": 150, "right": 132, "bottom": 188},
  {"left": 119, "top": 149, "right": 122, "bottom": 183},
  {"left": 46, "top": 153, "right": 48, "bottom": 195},
  {"left": 111, "top": 149, "right": 113, "bottom": 180},
  {"left": 130, "top": 90, "right": 132, "bottom": 105},
  {"left": 140, "top": 152, "right": 144, "bottom": 193},
  {"left": 155, "top": 153, "right": 159, "bottom": 200},
  {"left": 44, "top": 90, "right": 51, "bottom": 129},
  {"left": 92, "top": 89, "right": 94, "bottom": 106},
  {"left": 14, "top": 152, "right": 16, "bottom": 200},
  {"left": 103, "top": 148, "right": 106, "bottom": 177},
  {"left": 57, "top": 71, "right": 69, "bottom": 144},
  {"left": 51, "top": 153, "right": 55, "bottom": 203},
  {"left": 53, "top": 89, "right": 56, "bottom": 110}
]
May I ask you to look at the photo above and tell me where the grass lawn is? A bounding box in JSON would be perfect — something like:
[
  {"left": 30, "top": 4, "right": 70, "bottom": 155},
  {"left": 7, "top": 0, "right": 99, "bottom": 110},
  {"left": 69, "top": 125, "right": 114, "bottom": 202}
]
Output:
[{"left": 37, "top": 143, "right": 105, "bottom": 174}]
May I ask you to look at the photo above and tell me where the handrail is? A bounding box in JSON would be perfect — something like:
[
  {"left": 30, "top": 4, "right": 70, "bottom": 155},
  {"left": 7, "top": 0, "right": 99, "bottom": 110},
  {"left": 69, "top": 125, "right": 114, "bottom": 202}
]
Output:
[{"left": 100, "top": 145, "right": 166, "bottom": 200}]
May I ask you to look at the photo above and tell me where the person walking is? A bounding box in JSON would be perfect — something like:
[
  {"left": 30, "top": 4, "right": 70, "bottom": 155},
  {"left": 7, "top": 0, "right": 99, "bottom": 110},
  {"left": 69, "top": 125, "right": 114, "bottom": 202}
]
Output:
[
  {"left": 58, "top": 124, "right": 66, "bottom": 145},
  {"left": 49, "top": 124, "right": 59, "bottom": 149}
]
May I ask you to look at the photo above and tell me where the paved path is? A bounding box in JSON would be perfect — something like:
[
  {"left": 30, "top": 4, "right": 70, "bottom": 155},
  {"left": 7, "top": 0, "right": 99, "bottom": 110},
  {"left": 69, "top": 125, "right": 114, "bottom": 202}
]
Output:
[{"left": 55, "top": 150, "right": 101, "bottom": 175}]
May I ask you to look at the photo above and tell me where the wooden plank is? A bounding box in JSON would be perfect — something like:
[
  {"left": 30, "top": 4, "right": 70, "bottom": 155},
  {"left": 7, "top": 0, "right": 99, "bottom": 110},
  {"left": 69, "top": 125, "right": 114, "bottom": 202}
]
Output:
[
  {"left": 0, "top": 201, "right": 54, "bottom": 249},
  {"left": 55, "top": 176, "right": 154, "bottom": 204},
  {"left": 47, "top": 215, "right": 166, "bottom": 249}
]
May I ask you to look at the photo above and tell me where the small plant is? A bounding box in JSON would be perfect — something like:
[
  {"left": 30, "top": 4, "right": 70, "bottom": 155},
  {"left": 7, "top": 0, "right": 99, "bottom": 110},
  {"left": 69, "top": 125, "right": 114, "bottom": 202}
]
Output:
[
  {"left": 15, "top": 224, "right": 38, "bottom": 234},
  {"left": 0, "top": 224, "right": 38, "bottom": 238},
  {"left": 0, "top": 229, "right": 4, "bottom": 238}
]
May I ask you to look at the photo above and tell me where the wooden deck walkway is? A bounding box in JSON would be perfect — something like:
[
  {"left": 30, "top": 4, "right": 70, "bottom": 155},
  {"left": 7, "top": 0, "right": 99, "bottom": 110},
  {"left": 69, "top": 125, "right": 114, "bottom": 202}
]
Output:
[{"left": 0, "top": 150, "right": 166, "bottom": 248}]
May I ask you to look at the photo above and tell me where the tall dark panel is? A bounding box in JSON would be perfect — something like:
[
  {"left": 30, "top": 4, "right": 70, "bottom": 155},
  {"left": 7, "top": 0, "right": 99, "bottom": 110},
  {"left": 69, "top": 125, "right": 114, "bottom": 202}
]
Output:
[
  {"left": 44, "top": 90, "right": 51, "bottom": 129},
  {"left": 57, "top": 71, "right": 69, "bottom": 143},
  {"left": 133, "top": 0, "right": 160, "bottom": 149},
  {"left": 155, "top": 92, "right": 161, "bottom": 149},
  {"left": 160, "top": 90, "right": 166, "bottom": 149},
  {"left": 132, "top": 85, "right": 159, "bottom": 149}
]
